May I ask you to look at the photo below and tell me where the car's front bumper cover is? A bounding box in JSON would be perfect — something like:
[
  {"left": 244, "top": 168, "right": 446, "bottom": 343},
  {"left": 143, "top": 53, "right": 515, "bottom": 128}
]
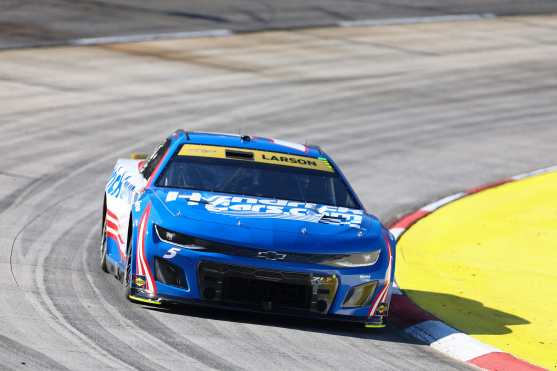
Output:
[{"left": 130, "top": 238, "right": 392, "bottom": 327}]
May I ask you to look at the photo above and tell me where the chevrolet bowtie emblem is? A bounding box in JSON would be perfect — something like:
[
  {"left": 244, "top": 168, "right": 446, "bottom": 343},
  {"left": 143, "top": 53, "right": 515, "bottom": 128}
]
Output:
[{"left": 257, "top": 251, "right": 287, "bottom": 261}]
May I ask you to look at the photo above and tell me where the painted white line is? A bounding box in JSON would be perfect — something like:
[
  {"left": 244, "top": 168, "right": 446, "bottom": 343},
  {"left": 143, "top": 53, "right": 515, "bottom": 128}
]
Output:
[
  {"left": 389, "top": 227, "right": 406, "bottom": 240},
  {"left": 420, "top": 192, "right": 466, "bottom": 212},
  {"left": 405, "top": 320, "right": 457, "bottom": 344},
  {"left": 9, "top": 14, "right": 502, "bottom": 50},
  {"left": 405, "top": 320, "right": 499, "bottom": 361},
  {"left": 338, "top": 13, "right": 496, "bottom": 28},
  {"left": 510, "top": 165, "right": 557, "bottom": 180},
  {"left": 69, "top": 29, "right": 233, "bottom": 46},
  {"left": 431, "top": 332, "right": 500, "bottom": 362}
]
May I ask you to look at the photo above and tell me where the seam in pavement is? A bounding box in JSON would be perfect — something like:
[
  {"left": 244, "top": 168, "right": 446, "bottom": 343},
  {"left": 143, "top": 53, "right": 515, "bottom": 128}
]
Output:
[{"left": 0, "top": 13, "right": 496, "bottom": 51}]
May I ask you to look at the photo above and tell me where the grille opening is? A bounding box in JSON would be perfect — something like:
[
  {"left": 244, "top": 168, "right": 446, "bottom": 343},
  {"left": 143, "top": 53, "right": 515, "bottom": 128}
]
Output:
[
  {"left": 155, "top": 258, "right": 188, "bottom": 289},
  {"left": 254, "top": 270, "right": 282, "bottom": 281},
  {"left": 223, "top": 276, "right": 311, "bottom": 310},
  {"left": 225, "top": 149, "right": 254, "bottom": 160},
  {"left": 198, "top": 262, "right": 337, "bottom": 314}
]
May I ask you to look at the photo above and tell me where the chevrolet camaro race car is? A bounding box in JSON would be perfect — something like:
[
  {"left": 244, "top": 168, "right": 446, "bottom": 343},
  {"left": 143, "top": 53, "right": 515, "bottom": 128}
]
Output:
[{"left": 101, "top": 130, "right": 396, "bottom": 327}]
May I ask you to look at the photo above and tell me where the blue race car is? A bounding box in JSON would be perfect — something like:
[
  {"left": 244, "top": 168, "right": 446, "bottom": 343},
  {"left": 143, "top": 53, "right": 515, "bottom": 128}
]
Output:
[{"left": 101, "top": 130, "right": 395, "bottom": 327}]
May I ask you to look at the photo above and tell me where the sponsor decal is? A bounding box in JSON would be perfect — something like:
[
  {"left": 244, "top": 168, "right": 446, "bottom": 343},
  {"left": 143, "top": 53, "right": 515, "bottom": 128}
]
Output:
[
  {"left": 165, "top": 191, "right": 364, "bottom": 227},
  {"left": 106, "top": 166, "right": 139, "bottom": 203},
  {"left": 105, "top": 209, "right": 126, "bottom": 260},
  {"left": 260, "top": 153, "right": 318, "bottom": 167},
  {"left": 163, "top": 247, "right": 181, "bottom": 259},
  {"left": 257, "top": 251, "right": 287, "bottom": 261},
  {"left": 133, "top": 275, "right": 146, "bottom": 288},
  {"left": 177, "top": 144, "right": 334, "bottom": 173},
  {"left": 375, "top": 303, "right": 388, "bottom": 315}
]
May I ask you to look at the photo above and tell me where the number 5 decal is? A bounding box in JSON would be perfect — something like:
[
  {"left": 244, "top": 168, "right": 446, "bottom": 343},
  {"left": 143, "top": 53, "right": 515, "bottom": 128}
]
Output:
[{"left": 163, "top": 247, "right": 181, "bottom": 259}]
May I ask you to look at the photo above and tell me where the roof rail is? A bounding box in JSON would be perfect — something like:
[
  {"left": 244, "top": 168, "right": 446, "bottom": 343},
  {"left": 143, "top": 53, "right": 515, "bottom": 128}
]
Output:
[
  {"left": 306, "top": 144, "right": 323, "bottom": 155},
  {"left": 172, "top": 129, "right": 190, "bottom": 140}
]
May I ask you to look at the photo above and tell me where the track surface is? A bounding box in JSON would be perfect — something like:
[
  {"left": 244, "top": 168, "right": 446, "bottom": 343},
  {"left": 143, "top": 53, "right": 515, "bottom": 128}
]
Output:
[
  {"left": 2, "top": 15, "right": 557, "bottom": 370},
  {"left": 3, "top": 0, "right": 557, "bottom": 48}
]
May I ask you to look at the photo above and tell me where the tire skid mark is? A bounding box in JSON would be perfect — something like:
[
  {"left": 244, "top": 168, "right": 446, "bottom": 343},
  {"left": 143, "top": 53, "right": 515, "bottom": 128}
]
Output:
[
  {"left": 0, "top": 82, "right": 234, "bottom": 131},
  {"left": 38, "top": 209, "right": 171, "bottom": 371},
  {"left": 0, "top": 175, "right": 44, "bottom": 214},
  {"left": 94, "top": 288, "right": 247, "bottom": 370},
  {"left": 80, "top": 222, "right": 239, "bottom": 370},
  {"left": 2, "top": 118, "right": 191, "bottom": 221},
  {"left": 9, "top": 195, "right": 74, "bottom": 287},
  {"left": 271, "top": 75, "right": 557, "bottom": 147},
  {"left": 28, "top": 208, "right": 134, "bottom": 370},
  {"left": 0, "top": 333, "right": 71, "bottom": 371},
  {"left": 1, "top": 82, "right": 302, "bottom": 170},
  {"left": 0, "top": 92, "right": 210, "bottom": 145},
  {"left": 6, "top": 123, "right": 248, "bottom": 369}
]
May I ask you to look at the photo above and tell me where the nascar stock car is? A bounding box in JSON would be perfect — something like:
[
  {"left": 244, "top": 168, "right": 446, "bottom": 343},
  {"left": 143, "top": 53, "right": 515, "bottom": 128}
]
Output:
[{"left": 101, "top": 130, "right": 396, "bottom": 327}]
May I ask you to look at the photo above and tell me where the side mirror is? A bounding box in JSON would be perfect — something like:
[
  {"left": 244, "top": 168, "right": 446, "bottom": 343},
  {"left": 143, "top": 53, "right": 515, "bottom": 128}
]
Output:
[{"left": 131, "top": 152, "right": 148, "bottom": 160}]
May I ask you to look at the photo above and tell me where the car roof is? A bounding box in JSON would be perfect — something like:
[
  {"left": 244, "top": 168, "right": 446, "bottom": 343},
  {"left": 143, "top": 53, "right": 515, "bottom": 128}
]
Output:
[{"left": 170, "top": 130, "right": 324, "bottom": 158}]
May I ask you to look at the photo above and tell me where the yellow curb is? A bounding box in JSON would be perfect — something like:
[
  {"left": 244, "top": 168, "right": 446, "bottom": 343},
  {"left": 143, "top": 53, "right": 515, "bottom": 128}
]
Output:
[{"left": 397, "top": 171, "right": 557, "bottom": 370}]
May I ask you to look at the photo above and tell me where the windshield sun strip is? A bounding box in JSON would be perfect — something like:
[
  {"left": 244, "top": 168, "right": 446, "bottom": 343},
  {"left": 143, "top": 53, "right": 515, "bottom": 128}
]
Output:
[{"left": 177, "top": 144, "right": 335, "bottom": 173}]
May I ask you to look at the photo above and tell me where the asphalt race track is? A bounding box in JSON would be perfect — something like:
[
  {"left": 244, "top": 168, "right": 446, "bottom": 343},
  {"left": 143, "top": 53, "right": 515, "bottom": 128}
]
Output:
[
  {"left": 3, "top": 0, "right": 557, "bottom": 48},
  {"left": 2, "top": 12, "right": 557, "bottom": 371}
]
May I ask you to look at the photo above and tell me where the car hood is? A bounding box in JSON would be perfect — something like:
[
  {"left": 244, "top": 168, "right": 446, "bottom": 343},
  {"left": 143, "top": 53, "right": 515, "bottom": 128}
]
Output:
[{"left": 150, "top": 189, "right": 384, "bottom": 254}]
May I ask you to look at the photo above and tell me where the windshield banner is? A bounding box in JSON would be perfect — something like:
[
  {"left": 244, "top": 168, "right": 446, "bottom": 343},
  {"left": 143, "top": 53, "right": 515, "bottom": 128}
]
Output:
[{"left": 178, "top": 144, "right": 334, "bottom": 173}]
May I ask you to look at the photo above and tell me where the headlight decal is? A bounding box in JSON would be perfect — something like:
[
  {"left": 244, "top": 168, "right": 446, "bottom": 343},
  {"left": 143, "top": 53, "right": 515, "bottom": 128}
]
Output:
[
  {"left": 322, "top": 250, "right": 380, "bottom": 268},
  {"left": 155, "top": 225, "right": 206, "bottom": 250}
]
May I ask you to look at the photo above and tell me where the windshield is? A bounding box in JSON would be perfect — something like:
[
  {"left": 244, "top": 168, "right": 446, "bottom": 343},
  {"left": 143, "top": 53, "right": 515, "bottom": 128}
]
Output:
[{"left": 156, "top": 149, "right": 359, "bottom": 209}]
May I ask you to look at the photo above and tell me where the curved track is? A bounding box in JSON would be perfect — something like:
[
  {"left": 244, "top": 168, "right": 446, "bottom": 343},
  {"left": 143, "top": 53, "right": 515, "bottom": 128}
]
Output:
[
  {"left": 1, "top": 15, "right": 557, "bottom": 370},
  {"left": 3, "top": 0, "right": 557, "bottom": 48}
]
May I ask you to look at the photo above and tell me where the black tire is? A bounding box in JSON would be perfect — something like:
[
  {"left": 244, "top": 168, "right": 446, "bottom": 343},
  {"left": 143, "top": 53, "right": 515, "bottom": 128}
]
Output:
[
  {"left": 122, "top": 219, "right": 133, "bottom": 300},
  {"left": 100, "top": 212, "right": 109, "bottom": 273}
]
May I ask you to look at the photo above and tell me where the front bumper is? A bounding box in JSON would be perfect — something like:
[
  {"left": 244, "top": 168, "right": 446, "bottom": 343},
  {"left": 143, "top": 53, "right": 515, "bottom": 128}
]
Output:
[{"left": 131, "top": 241, "right": 392, "bottom": 326}]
